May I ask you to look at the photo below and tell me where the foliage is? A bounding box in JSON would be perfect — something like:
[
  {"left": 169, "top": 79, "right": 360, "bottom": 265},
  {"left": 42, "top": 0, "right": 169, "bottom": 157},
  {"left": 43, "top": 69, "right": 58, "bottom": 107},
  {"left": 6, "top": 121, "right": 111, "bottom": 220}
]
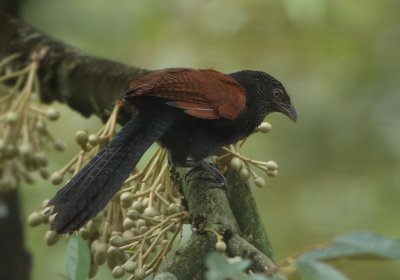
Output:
[
  {"left": 296, "top": 231, "right": 400, "bottom": 280},
  {"left": 66, "top": 234, "right": 91, "bottom": 280},
  {"left": 205, "top": 252, "right": 274, "bottom": 280}
]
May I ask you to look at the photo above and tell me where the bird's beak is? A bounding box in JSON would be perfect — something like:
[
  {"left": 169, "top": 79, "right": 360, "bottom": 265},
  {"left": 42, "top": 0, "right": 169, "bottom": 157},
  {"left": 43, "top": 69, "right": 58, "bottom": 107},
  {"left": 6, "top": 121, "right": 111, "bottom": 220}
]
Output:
[{"left": 279, "top": 103, "right": 297, "bottom": 122}]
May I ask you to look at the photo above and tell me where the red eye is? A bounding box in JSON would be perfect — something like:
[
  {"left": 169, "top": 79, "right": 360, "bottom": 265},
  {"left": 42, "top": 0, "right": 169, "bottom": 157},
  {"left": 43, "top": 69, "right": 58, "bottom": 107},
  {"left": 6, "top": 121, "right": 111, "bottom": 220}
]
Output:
[{"left": 273, "top": 88, "right": 283, "bottom": 97}]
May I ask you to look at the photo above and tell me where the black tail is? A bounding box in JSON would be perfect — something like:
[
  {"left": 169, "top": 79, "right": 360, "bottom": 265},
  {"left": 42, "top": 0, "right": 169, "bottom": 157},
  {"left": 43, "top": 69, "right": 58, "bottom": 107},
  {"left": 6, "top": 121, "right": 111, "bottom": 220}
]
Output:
[{"left": 49, "top": 114, "right": 172, "bottom": 233}]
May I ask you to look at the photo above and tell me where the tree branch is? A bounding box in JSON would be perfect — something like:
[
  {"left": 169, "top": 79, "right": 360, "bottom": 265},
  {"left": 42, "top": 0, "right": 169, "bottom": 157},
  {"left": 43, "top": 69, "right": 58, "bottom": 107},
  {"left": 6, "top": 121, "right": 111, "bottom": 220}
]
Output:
[
  {"left": 0, "top": 189, "right": 31, "bottom": 280},
  {"left": 226, "top": 167, "right": 275, "bottom": 261},
  {"left": 0, "top": 11, "right": 151, "bottom": 121},
  {"left": 155, "top": 168, "right": 284, "bottom": 279}
]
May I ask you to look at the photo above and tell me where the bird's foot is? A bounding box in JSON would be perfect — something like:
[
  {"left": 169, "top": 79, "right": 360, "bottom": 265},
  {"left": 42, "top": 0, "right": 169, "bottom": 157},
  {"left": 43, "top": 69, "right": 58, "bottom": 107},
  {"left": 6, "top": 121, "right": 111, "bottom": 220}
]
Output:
[{"left": 185, "top": 160, "right": 230, "bottom": 195}]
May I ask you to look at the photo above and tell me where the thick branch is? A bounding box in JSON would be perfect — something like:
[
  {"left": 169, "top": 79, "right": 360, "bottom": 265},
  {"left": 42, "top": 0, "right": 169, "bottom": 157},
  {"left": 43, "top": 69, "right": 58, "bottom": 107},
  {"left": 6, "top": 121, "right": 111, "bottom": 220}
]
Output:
[
  {"left": 0, "top": 12, "right": 151, "bottom": 120},
  {"left": 0, "top": 189, "right": 31, "bottom": 280},
  {"left": 156, "top": 168, "right": 284, "bottom": 279},
  {"left": 226, "top": 167, "right": 275, "bottom": 260}
]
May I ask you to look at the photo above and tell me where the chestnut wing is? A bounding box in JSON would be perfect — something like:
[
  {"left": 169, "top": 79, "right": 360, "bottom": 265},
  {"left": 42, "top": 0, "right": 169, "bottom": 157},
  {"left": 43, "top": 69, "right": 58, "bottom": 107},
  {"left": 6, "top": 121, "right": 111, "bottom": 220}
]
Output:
[{"left": 125, "top": 68, "right": 246, "bottom": 120}]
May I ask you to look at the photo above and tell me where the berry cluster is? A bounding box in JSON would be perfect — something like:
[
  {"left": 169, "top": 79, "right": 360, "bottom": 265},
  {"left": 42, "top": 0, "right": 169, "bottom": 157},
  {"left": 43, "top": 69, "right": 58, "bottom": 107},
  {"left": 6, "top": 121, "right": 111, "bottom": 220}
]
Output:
[
  {"left": 216, "top": 122, "right": 279, "bottom": 188},
  {"left": 0, "top": 52, "right": 64, "bottom": 192}
]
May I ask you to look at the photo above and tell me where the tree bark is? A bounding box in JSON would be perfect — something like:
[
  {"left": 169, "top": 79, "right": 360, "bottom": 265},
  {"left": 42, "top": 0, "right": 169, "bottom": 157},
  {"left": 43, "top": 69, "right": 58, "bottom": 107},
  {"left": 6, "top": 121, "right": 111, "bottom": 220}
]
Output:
[
  {"left": 0, "top": 2, "right": 31, "bottom": 279},
  {"left": 0, "top": 11, "right": 151, "bottom": 122},
  {"left": 0, "top": 189, "right": 31, "bottom": 280}
]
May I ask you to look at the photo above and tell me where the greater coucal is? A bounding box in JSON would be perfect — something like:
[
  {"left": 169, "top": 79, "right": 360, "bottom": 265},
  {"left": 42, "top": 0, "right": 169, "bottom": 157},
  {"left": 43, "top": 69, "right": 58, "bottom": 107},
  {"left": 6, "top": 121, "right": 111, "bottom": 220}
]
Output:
[{"left": 49, "top": 68, "right": 297, "bottom": 233}]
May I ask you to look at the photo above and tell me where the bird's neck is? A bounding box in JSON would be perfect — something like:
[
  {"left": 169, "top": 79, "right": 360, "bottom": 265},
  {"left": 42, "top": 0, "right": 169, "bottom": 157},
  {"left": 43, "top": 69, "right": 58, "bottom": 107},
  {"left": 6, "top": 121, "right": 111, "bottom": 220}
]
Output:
[{"left": 229, "top": 71, "right": 271, "bottom": 128}]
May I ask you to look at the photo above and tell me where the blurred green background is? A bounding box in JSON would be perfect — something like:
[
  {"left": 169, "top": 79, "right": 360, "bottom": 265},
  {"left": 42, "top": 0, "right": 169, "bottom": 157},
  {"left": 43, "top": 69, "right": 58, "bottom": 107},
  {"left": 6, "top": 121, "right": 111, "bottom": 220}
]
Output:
[{"left": 18, "top": 0, "right": 400, "bottom": 279}]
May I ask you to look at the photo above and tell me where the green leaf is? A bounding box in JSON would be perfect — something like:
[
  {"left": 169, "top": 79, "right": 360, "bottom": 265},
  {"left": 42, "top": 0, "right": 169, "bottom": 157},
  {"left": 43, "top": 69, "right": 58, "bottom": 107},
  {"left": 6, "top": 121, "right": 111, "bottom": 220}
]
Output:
[
  {"left": 333, "top": 231, "right": 400, "bottom": 259},
  {"left": 300, "top": 231, "right": 400, "bottom": 262},
  {"left": 297, "top": 231, "right": 400, "bottom": 280},
  {"left": 66, "top": 234, "right": 91, "bottom": 280},
  {"left": 297, "top": 260, "right": 348, "bottom": 280},
  {"left": 205, "top": 253, "right": 281, "bottom": 280},
  {"left": 249, "top": 274, "right": 278, "bottom": 280},
  {"left": 205, "top": 252, "right": 251, "bottom": 280}
]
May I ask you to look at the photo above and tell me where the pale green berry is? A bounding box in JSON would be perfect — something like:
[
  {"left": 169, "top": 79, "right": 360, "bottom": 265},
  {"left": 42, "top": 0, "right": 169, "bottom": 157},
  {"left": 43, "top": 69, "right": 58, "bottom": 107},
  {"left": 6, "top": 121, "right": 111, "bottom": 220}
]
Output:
[
  {"left": 122, "top": 230, "right": 135, "bottom": 241},
  {"left": 132, "top": 201, "right": 142, "bottom": 211},
  {"left": 35, "top": 152, "right": 48, "bottom": 166},
  {"left": 215, "top": 240, "right": 227, "bottom": 253},
  {"left": 120, "top": 192, "right": 133, "bottom": 208},
  {"left": 135, "top": 219, "right": 146, "bottom": 228},
  {"left": 139, "top": 226, "right": 149, "bottom": 234},
  {"left": 107, "top": 246, "right": 120, "bottom": 258},
  {"left": 74, "top": 130, "right": 88, "bottom": 146},
  {"left": 239, "top": 167, "right": 250, "bottom": 179},
  {"left": 258, "top": 122, "right": 272, "bottom": 133},
  {"left": 27, "top": 212, "right": 41, "bottom": 227},
  {"left": 35, "top": 120, "right": 47, "bottom": 134},
  {"left": 79, "top": 228, "right": 90, "bottom": 240},
  {"left": 134, "top": 268, "right": 146, "bottom": 280},
  {"left": 45, "top": 108, "right": 60, "bottom": 121},
  {"left": 49, "top": 213, "right": 57, "bottom": 224},
  {"left": 40, "top": 207, "right": 51, "bottom": 223},
  {"left": 50, "top": 172, "right": 64, "bottom": 185},
  {"left": 91, "top": 240, "right": 99, "bottom": 252},
  {"left": 254, "top": 177, "right": 266, "bottom": 188},
  {"left": 6, "top": 112, "right": 18, "bottom": 124},
  {"left": 45, "top": 230, "right": 59, "bottom": 246},
  {"left": 230, "top": 157, "right": 242, "bottom": 170},
  {"left": 124, "top": 261, "right": 137, "bottom": 273},
  {"left": 87, "top": 220, "right": 100, "bottom": 233},
  {"left": 168, "top": 203, "right": 180, "bottom": 214},
  {"left": 88, "top": 134, "right": 99, "bottom": 146},
  {"left": 53, "top": 139, "right": 66, "bottom": 151},
  {"left": 24, "top": 172, "right": 36, "bottom": 184},
  {"left": 141, "top": 198, "right": 149, "bottom": 208},
  {"left": 95, "top": 241, "right": 107, "bottom": 256},
  {"left": 127, "top": 209, "right": 139, "bottom": 220},
  {"left": 266, "top": 160, "right": 278, "bottom": 170},
  {"left": 144, "top": 207, "right": 156, "bottom": 217},
  {"left": 19, "top": 143, "right": 32, "bottom": 157},
  {"left": 94, "top": 252, "right": 107, "bottom": 265},
  {"left": 267, "top": 169, "right": 278, "bottom": 177},
  {"left": 112, "top": 266, "right": 125, "bottom": 278},
  {"left": 41, "top": 199, "right": 50, "bottom": 209},
  {"left": 123, "top": 218, "right": 135, "bottom": 230},
  {"left": 109, "top": 235, "right": 124, "bottom": 247},
  {"left": 40, "top": 168, "right": 50, "bottom": 179},
  {"left": 89, "top": 263, "right": 98, "bottom": 278}
]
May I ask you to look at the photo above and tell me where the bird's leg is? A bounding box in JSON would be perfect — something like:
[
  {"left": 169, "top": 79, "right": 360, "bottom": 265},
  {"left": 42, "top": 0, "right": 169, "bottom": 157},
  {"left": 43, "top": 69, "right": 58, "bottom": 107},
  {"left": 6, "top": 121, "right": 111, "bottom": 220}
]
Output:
[
  {"left": 170, "top": 158, "right": 228, "bottom": 190},
  {"left": 168, "top": 153, "right": 228, "bottom": 188},
  {"left": 192, "top": 160, "right": 228, "bottom": 188}
]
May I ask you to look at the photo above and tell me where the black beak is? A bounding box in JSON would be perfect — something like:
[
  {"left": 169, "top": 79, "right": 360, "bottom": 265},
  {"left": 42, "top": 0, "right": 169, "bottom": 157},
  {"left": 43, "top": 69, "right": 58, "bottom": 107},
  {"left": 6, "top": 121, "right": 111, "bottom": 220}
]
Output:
[{"left": 280, "top": 103, "right": 297, "bottom": 122}]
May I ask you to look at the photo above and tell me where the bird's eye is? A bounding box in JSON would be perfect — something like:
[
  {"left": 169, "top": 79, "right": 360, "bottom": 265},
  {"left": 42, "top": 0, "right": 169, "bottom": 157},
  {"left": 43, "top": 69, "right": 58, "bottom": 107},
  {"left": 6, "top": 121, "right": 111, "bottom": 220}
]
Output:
[{"left": 273, "top": 88, "right": 283, "bottom": 98}]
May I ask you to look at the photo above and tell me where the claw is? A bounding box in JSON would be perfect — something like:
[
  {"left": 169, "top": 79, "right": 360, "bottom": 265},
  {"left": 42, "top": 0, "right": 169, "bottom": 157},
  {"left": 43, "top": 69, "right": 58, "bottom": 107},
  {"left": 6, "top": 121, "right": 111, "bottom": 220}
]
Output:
[{"left": 184, "top": 160, "right": 230, "bottom": 197}]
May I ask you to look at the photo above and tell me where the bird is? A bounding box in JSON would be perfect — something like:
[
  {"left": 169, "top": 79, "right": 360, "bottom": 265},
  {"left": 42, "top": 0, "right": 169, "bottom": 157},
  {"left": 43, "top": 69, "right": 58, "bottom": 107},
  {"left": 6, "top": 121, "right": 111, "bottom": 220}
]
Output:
[{"left": 48, "top": 68, "right": 297, "bottom": 233}]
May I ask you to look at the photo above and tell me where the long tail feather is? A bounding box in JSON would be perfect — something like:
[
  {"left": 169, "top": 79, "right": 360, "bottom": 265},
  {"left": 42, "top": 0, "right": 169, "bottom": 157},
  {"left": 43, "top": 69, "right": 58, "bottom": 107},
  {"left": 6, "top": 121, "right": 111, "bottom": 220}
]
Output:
[{"left": 49, "top": 114, "right": 172, "bottom": 233}]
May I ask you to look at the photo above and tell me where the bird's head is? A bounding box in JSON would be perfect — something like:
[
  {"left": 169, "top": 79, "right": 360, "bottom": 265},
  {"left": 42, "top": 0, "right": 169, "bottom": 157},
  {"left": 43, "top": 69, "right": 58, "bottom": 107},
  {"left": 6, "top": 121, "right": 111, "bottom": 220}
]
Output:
[
  {"left": 266, "top": 81, "right": 297, "bottom": 123},
  {"left": 230, "top": 70, "right": 297, "bottom": 122}
]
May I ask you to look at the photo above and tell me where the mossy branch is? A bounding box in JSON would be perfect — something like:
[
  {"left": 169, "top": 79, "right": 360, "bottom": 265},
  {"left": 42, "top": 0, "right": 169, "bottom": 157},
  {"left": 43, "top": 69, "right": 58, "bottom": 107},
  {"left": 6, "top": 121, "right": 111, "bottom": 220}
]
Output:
[
  {"left": 154, "top": 168, "right": 284, "bottom": 279},
  {"left": 0, "top": 11, "right": 151, "bottom": 121}
]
